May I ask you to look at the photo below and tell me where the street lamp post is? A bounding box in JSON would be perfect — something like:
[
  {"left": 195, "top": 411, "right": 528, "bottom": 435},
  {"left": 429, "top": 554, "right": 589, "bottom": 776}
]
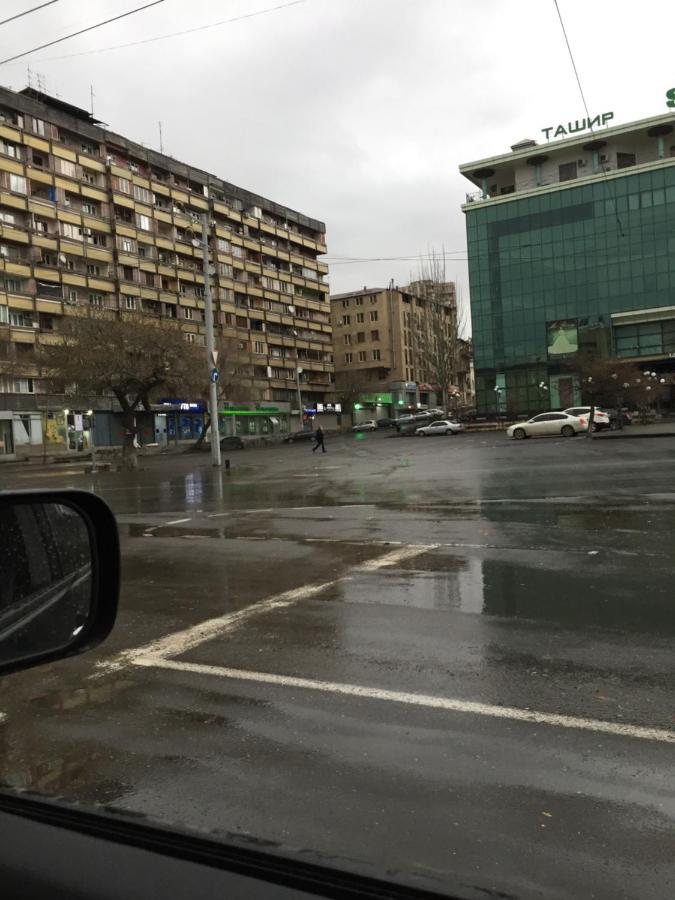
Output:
[
  {"left": 199, "top": 213, "right": 221, "bottom": 467},
  {"left": 296, "top": 366, "right": 304, "bottom": 431}
]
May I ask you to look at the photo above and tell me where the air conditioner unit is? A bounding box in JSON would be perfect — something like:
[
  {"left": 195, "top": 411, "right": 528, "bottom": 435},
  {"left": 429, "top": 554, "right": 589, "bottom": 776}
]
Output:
[
  {"left": 59, "top": 253, "right": 67, "bottom": 264},
  {"left": 32, "top": 322, "right": 40, "bottom": 329},
  {"left": 129, "top": 164, "right": 139, "bottom": 174},
  {"left": 82, "top": 228, "right": 92, "bottom": 236}
]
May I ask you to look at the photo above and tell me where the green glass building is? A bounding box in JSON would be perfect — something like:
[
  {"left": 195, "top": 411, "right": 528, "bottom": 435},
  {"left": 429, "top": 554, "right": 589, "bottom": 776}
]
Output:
[{"left": 460, "top": 111, "right": 675, "bottom": 414}]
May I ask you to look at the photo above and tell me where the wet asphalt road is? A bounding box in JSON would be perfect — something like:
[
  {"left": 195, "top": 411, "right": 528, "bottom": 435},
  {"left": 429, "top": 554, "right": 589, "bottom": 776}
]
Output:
[{"left": 1, "top": 431, "right": 674, "bottom": 899}]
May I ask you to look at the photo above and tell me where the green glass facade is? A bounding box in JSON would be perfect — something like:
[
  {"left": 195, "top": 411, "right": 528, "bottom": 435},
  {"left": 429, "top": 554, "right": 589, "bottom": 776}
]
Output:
[{"left": 466, "top": 164, "right": 675, "bottom": 413}]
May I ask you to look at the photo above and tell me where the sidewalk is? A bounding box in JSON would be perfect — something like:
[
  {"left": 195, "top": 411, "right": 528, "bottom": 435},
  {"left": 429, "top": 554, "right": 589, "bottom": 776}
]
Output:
[{"left": 593, "top": 422, "right": 675, "bottom": 439}]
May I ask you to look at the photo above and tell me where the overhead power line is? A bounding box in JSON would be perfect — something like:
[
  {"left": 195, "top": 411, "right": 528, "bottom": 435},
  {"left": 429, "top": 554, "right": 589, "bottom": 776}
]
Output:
[
  {"left": 552, "top": 0, "right": 625, "bottom": 236},
  {"left": 0, "top": 1, "right": 60, "bottom": 29},
  {"left": 6, "top": 0, "right": 309, "bottom": 65},
  {"left": 0, "top": 0, "right": 167, "bottom": 66}
]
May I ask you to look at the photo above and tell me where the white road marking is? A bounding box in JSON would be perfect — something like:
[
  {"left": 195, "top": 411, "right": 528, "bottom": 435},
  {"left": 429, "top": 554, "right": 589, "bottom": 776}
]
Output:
[
  {"left": 164, "top": 518, "right": 191, "bottom": 526},
  {"left": 134, "top": 658, "right": 675, "bottom": 745},
  {"left": 0, "top": 712, "right": 6, "bottom": 725},
  {"left": 96, "top": 544, "right": 436, "bottom": 675}
]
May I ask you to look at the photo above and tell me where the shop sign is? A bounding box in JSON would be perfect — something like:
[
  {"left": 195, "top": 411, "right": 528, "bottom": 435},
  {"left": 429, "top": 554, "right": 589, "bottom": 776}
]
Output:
[{"left": 541, "top": 112, "right": 613, "bottom": 140}]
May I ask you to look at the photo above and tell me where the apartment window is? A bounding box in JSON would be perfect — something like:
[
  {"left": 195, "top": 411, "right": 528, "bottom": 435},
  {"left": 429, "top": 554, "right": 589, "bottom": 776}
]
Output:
[
  {"left": 342, "top": 299, "right": 349, "bottom": 308},
  {"left": 30, "top": 117, "right": 45, "bottom": 137},
  {"left": 254, "top": 341, "right": 265, "bottom": 354},
  {"left": 125, "top": 296, "right": 137, "bottom": 310},
  {"left": 355, "top": 297, "right": 363, "bottom": 306},
  {"left": 344, "top": 352, "right": 353, "bottom": 363},
  {"left": 87, "top": 264, "right": 101, "bottom": 276},
  {"left": 121, "top": 239, "right": 134, "bottom": 253},
  {"left": 82, "top": 202, "right": 97, "bottom": 216},
  {"left": 195, "top": 286, "right": 205, "bottom": 298},
  {"left": 0, "top": 305, "right": 6, "bottom": 324},
  {"left": 358, "top": 350, "right": 367, "bottom": 362},
  {"left": 617, "top": 152, "right": 636, "bottom": 169},
  {"left": 0, "top": 139, "right": 17, "bottom": 157},
  {"left": 370, "top": 297, "right": 377, "bottom": 304},
  {"left": 183, "top": 307, "right": 194, "bottom": 320},
  {"left": 9, "top": 310, "right": 30, "bottom": 327},
  {"left": 68, "top": 290, "right": 78, "bottom": 303},
  {"left": 185, "top": 333, "right": 196, "bottom": 343},
  {"left": 370, "top": 310, "right": 378, "bottom": 321},
  {"left": 0, "top": 212, "right": 15, "bottom": 225},
  {"left": 217, "top": 238, "right": 231, "bottom": 252},
  {"left": 116, "top": 177, "right": 131, "bottom": 194},
  {"left": 372, "top": 349, "right": 381, "bottom": 361},
  {"left": 39, "top": 314, "right": 54, "bottom": 331},
  {"left": 32, "top": 153, "right": 44, "bottom": 167},
  {"left": 558, "top": 161, "right": 578, "bottom": 182},
  {"left": 58, "top": 159, "right": 77, "bottom": 178},
  {"left": 138, "top": 245, "right": 147, "bottom": 258},
  {"left": 92, "top": 233, "right": 107, "bottom": 247},
  {"left": 136, "top": 213, "right": 151, "bottom": 231},
  {"left": 13, "top": 378, "right": 35, "bottom": 394},
  {"left": 342, "top": 315, "right": 351, "bottom": 325},
  {"left": 371, "top": 329, "right": 379, "bottom": 341},
  {"left": 89, "top": 293, "right": 103, "bottom": 306},
  {"left": 357, "top": 331, "right": 365, "bottom": 343},
  {"left": 5, "top": 279, "right": 22, "bottom": 293},
  {"left": 356, "top": 312, "right": 364, "bottom": 323},
  {"left": 231, "top": 245, "right": 243, "bottom": 258},
  {"left": 84, "top": 172, "right": 96, "bottom": 185},
  {"left": 9, "top": 174, "right": 27, "bottom": 194},
  {"left": 133, "top": 185, "right": 152, "bottom": 204},
  {"left": 343, "top": 334, "right": 352, "bottom": 345}
]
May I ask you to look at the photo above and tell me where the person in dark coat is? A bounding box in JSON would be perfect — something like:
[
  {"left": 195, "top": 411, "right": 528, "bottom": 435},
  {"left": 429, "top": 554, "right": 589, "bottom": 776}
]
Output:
[{"left": 312, "top": 426, "right": 326, "bottom": 453}]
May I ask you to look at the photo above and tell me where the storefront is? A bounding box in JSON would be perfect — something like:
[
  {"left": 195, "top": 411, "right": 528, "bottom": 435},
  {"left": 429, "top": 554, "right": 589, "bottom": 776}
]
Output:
[
  {"left": 0, "top": 411, "right": 14, "bottom": 459},
  {"left": 220, "top": 403, "right": 289, "bottom": 438}
]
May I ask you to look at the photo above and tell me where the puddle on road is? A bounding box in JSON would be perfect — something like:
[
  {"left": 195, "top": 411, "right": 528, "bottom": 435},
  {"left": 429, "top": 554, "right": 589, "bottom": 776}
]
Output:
[{"left": 329, "top": 556, "right": 675, "bottom": 635}]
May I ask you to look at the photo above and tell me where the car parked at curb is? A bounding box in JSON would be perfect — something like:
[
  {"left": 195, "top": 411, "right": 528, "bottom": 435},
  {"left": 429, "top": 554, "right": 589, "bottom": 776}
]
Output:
[
  {"left": 352, "top": 420, "right": 377, "bottom": 432},
  {"left": 284, "top": 429, "right": 315, "bottom": 443},
  {"left": 415, "top": 420, "right": 465, "bottom": 436},
  {"left": 563, "top": 406, "right": 611, "bottom": 431},
  {"left": 507, "top": 411, "right": 588, "bottom": 440}
]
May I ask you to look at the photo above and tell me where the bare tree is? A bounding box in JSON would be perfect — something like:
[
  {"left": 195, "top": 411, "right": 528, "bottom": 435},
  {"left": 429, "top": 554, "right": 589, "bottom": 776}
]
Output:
[
  {"left": 39, "top": 310, "right": 203, "bottom": 469},
  {"left": 574, "top": 352, "right": 670, "bottom": 435},
  {"left": 410, "top": 249, "right": 466, "bottom": 414},
  {"left": 191, "top": 334, "right": 263, "bottom": 450},
  {"left": 334, "top": 372, "right": 369, "bottom": 429}
]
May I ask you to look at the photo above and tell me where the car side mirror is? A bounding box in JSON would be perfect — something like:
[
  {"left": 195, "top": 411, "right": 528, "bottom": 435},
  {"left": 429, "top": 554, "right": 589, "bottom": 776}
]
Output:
[{"left": 0, "top": 490, "right": 119, "bottom": 677}]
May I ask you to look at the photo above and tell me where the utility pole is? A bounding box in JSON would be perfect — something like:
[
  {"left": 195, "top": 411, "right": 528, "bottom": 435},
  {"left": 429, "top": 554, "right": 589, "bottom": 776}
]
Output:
[
  {"left": 201, "top": 213, "right": 221, "bottom": 467},
  {"left": 296, "top": 366, "right": 304, "bottom": 431}
]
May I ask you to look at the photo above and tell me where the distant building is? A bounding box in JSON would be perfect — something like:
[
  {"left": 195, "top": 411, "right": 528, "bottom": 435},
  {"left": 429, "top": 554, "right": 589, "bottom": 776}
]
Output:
[
  {"left": 460, "top": 109, "right": 675, "bottom": 415},
  {"left": 330, "top": 282, "right": 471, "bottom": 416}
]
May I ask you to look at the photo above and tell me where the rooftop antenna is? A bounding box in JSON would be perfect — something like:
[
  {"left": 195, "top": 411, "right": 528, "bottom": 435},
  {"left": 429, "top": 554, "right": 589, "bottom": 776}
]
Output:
[
  {"left": 26, "top": 64, "right": 33, "bottom": 88},
  {"left": 90, "top": 85, "right": 94, "bottom": 116},
  {"left": 36, "top": 71, "right": 46, "bottom": 93},
  {"left": 158, "top": 120, "right": 163, "bottom": 154}
]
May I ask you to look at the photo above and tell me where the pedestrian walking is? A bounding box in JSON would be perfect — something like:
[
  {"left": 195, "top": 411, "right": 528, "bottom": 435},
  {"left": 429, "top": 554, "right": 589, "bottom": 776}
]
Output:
[{"left": 312, "top": 425, "right": 326, "bottom": 453}]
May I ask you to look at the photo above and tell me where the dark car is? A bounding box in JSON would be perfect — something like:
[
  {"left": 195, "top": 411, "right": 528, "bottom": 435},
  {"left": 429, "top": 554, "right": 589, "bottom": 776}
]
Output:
[
  {"left": 283, "top": 429, "right": 315, "bottom": 443},
  {"left": 376, "top": 417, "right": 396, "bottom": 428}
]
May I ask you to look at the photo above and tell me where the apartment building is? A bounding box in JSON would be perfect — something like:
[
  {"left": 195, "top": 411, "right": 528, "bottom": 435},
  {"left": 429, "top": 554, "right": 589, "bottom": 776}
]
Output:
[
  {"left": 330, "top": 282, "right": 466, "bottom": 415},
  {"left": 460, "top": 108, "right": 675, "bottom": 414},
  {"left": 0, "top": 86, "right": 332, "bottom": 459}
]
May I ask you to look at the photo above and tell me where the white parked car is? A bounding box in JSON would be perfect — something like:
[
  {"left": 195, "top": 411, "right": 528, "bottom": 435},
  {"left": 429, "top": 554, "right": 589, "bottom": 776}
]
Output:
[
  {"left": 563, "top": 406, "right": 611, "bottom": 431},
  {"left": 415, "top": 419, "right": 465, "bottom": 436},
  {"left": 507, "top": 411, "right": 588, "bottom": 440},
  {"left": 352, "top": 420, "right": 377, "bottom": 432}
]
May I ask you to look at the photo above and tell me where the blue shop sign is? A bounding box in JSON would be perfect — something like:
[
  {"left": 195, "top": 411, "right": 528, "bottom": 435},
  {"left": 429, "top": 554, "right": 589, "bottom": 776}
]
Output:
[{"left": 158, "top": 399, "right": 207, "bottom": 412}]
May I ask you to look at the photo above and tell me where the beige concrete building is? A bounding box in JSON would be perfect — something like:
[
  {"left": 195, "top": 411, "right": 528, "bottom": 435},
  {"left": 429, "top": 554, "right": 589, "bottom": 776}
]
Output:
[
  {"left": 330, "top": 282, "right": 469, "bottom": 415},
  {"left": 0, "top": 86, "right": 332, "bottom": 459}
]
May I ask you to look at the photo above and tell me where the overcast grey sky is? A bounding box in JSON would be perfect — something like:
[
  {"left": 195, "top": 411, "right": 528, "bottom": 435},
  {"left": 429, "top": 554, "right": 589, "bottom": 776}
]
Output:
[{"left": 1, "top": 0, "right": 673, "bottom": 322}]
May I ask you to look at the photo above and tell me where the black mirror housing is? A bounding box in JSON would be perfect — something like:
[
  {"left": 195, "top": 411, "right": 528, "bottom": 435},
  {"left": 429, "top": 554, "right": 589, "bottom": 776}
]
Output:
[{"left": 0, "top": 490, "right": 119, "bottom": 677}]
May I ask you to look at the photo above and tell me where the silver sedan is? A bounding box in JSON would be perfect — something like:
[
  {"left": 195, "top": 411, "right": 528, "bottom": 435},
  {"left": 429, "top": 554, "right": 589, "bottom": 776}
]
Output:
[
  {"left": 415, "top": 420, "right": 465, "bottom": 436},
  {"left": 506, "top": 412, "right": 588, "bottom": 440}
]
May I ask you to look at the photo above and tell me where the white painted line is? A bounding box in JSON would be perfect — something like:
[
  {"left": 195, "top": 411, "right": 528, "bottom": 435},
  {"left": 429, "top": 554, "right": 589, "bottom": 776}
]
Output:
[
  {"left": 95, "top": 544, "right": 436, "bottom": 675},
  {"left": 164, "top": 518, "right": 191, "bottom": 526},
  {"left": 134, "top": 658, "right": 675, "bottom": 745},
  {"left": 0, "top": 712, "right": 6, "bottom": 725}
]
